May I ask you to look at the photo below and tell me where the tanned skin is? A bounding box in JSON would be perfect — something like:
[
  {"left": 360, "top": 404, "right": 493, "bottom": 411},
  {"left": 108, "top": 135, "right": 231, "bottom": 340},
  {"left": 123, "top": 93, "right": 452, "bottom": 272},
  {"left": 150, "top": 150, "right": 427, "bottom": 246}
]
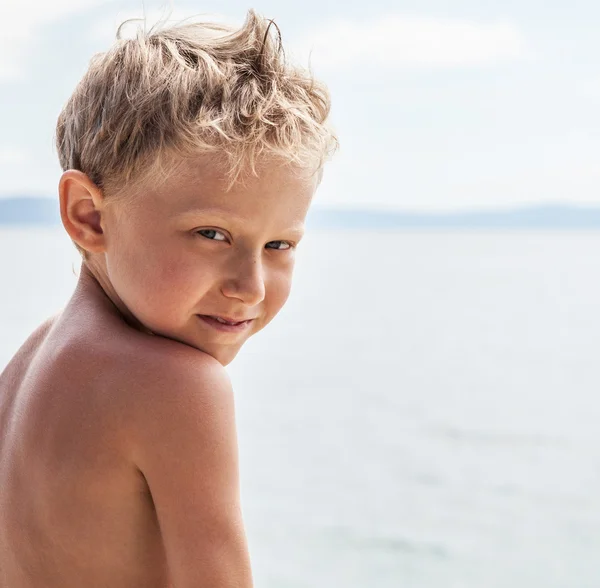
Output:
[{"left": 0, "top": 156, "right": 316, "bottom": 587}]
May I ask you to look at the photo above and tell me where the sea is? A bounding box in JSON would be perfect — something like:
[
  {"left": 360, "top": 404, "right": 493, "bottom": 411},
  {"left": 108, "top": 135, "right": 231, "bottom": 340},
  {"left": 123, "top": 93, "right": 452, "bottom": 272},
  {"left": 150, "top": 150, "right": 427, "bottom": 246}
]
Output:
[{"left": 1, "top": 226, "right": 600, "bottom": 588}]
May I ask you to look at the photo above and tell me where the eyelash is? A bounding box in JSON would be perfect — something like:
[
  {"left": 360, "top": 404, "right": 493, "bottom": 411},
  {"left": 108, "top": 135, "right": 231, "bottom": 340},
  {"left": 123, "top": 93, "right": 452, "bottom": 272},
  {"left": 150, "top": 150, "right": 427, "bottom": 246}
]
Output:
[{"left": 195, "top": 229, "right": 294, "bottom": 251}]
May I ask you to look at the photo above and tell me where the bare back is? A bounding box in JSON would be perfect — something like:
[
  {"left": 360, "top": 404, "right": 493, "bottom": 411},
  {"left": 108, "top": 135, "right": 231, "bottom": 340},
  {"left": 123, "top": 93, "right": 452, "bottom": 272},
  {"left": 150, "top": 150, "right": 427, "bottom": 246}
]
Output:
[
  {"left": 0, "top": 304, "right": 170, "bottom": 587},
  {"left": 0, "top": 266, "right": 253, "bottom": 588}
]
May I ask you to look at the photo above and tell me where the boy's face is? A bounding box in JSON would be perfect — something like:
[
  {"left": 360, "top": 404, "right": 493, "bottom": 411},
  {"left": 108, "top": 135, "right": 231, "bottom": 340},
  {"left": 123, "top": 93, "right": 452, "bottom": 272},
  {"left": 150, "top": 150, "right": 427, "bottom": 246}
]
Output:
[{"left": 99, "top": 156, "right": 318, "bottom": 365}]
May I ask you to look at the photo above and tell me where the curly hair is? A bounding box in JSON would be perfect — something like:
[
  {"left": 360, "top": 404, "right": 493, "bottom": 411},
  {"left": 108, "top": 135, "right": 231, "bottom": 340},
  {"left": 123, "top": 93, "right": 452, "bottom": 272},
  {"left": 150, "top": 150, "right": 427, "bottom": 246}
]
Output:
[{"left": 56, "top": 9, "right": 338, "bottom": 205}]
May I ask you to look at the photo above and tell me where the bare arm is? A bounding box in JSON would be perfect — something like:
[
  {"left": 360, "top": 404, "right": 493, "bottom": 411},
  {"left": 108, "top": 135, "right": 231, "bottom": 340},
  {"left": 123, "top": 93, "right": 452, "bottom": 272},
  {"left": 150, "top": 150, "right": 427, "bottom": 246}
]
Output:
[{"left": 128, "top": 352, "right": 253, "bottom": 588}]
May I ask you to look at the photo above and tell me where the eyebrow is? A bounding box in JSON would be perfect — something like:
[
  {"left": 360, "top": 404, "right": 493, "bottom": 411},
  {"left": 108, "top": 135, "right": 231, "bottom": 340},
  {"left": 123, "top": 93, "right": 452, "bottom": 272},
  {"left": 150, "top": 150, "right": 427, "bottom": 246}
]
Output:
[{"left": 175, "top": 207, "right": 305, "bottom": 237}]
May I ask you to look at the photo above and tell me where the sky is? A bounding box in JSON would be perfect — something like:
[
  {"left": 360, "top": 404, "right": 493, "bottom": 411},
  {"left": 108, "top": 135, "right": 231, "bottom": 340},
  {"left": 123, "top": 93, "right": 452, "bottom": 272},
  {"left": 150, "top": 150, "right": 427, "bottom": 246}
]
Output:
[{"left": 1, "top": 0, "right": 599, "bottom": 211}]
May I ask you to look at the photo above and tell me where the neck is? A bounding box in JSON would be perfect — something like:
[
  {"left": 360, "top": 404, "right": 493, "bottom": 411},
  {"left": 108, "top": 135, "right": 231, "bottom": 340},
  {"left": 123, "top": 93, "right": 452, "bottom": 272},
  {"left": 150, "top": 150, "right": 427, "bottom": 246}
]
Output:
[{"left": 75, "top": 260, "right": 155, "bottom": 336}]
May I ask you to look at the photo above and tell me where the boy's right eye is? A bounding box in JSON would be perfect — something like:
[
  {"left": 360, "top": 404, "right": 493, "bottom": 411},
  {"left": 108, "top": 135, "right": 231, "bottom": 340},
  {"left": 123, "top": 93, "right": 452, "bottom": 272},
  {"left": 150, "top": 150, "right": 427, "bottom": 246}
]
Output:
[{"left": 196, "top": 228, "right": 227, "bottom": 242}]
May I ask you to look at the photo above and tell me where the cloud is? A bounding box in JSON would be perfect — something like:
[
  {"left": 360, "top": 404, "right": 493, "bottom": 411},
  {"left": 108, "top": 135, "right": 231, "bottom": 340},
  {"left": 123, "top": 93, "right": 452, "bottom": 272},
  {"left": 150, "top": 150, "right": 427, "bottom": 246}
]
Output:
[
  {"left": 0, "top": 0, "right": 110, "bottom": 80},
  {"left": 294, "top": 15, "right": 529, "bottom": 70}
]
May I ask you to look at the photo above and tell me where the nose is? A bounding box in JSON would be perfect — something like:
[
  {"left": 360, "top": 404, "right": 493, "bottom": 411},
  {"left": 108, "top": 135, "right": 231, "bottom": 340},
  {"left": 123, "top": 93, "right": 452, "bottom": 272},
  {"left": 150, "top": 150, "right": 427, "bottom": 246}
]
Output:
[{"left": 220, "top": 252, "right": 266, "bottom": 306}]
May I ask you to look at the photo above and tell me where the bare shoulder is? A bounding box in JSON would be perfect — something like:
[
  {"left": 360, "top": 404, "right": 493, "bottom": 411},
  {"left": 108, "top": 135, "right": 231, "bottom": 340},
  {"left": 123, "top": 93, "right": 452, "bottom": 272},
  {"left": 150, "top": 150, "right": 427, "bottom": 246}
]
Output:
[
  {"left": 127, "top": 335, "right": 230, "bottom": 404},
  {"left": 120, "top": 336, "right": 238, "bottom": 486},
  {"left": 11, "top": 313, "right": 58, "bottom": 357},
  {"left": 72, "top": 327, "right": 235, "bottom": 449},
  {"left": 0, "top": 314, "right": 59, "bottom": 383},
  {"left": 102, "top": 334, "right": 252, "bottom": 588},
  {"left": 123, "top": 338, "right": 238, "bottom": 461},
  {"left": 97, "top": 331, "right": 234, "bottom": 430},
  {"left": 29, "top": 314, "right": 59, "bottom": 342},
  {"left": 115, "top": 331, "right": 237, "bottom": 477}
]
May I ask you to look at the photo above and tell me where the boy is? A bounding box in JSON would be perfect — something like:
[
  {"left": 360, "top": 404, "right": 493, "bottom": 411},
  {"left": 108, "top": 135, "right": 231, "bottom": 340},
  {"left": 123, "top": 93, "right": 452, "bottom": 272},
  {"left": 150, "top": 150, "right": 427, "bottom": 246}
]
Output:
[{"left": 0, "top": 9, "right": 336, "bottom": 588}]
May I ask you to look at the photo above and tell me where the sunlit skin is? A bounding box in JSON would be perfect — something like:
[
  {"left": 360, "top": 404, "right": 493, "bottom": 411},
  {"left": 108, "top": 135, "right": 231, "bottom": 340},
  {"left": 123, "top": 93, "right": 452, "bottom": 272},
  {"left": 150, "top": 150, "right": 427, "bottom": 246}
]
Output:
[
  {"left": 69, "top": 155, "right": 318, "bottom": 366},
  {"left": 0, "top": 154, "right": 320, "bottom": 588}
]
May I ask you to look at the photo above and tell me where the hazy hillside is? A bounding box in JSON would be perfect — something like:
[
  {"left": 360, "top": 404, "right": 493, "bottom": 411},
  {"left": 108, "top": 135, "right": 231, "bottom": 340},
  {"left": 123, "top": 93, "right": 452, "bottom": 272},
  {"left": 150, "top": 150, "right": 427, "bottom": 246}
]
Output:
[
  {"left": 2, "top": 197, "right": 600, "bottom": 229},
  {"left": 306, "top": 203, "right": 600, "bottom": 229}
]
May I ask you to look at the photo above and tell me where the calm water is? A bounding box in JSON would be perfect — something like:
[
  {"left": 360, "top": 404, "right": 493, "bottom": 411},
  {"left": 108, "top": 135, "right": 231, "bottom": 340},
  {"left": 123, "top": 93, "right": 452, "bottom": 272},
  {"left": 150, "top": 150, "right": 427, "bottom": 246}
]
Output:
[{"left": 2, "top": 227, "right": 600, "bottom": 587}]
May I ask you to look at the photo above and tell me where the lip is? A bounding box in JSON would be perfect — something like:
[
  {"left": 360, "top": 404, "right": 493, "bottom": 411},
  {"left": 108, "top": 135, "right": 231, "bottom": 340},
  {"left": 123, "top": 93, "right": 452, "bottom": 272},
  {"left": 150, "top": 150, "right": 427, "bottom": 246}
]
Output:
[{"left": 197, "top": 314, "right": 254, "bottom": 333}]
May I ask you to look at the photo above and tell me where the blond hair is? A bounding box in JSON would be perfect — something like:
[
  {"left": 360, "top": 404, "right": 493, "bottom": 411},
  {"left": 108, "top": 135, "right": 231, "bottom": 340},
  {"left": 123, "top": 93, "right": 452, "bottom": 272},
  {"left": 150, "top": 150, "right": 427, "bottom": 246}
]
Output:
[{"left": 55, "top": 9, "right": 337, "bottom": 206}]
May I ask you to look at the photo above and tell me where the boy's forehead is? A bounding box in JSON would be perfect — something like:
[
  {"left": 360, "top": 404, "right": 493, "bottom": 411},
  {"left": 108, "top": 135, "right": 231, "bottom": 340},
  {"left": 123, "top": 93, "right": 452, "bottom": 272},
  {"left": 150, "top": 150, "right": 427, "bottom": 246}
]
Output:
[
  {"left": 148, "top": 154, "right": 318, "bottom": 215},
  {"left": 171, "top": 153, "right": 316, "bottom": 188}
]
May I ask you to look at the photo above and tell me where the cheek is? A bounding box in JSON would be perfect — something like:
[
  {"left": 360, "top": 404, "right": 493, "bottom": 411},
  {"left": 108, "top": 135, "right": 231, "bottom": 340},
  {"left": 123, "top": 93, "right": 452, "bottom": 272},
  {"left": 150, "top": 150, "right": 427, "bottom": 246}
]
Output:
[
  {"left": 108, "top": 234, "right": 199, "bottom": 314},
  {"left": 267, "top": 267, "right": 294, "bottom": 314}
]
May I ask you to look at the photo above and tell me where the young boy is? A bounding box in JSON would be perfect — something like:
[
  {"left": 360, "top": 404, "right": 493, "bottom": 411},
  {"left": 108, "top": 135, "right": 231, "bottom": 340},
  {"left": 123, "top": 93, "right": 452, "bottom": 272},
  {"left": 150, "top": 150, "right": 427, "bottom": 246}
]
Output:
[{"left": 0, "top": 10, "right": 336, "bottom": 587}]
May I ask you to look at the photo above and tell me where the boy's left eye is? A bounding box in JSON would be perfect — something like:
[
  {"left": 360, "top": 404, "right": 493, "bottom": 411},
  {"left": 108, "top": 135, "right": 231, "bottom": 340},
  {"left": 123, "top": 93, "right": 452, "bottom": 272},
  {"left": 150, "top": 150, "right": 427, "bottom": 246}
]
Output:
[
  {"left": 197, "top": 228, "right": 227, "bottom": 241},
  {"left": 196, "top": 229, "right": 292, "bottom": 250},
  {"left": 266, "top": 241, "right": 292, "bottom": 250}
]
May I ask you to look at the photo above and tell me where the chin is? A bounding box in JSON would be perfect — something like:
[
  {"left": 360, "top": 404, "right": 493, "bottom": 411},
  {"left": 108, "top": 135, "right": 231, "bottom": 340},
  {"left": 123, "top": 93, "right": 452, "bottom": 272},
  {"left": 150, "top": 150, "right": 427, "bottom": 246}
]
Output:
[
  {"left": 212, "top": 348, "right": 241, "bottom": 367},
  {"left": 198, "top": 340, "right": 244, "bottom": 366}
]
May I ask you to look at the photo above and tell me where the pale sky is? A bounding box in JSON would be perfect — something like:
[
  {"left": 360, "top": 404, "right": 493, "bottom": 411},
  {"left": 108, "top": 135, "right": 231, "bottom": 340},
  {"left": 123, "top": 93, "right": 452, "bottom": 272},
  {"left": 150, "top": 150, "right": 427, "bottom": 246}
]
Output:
[{"left": 1, "top": 0, "right": 599, "bottom": 211}]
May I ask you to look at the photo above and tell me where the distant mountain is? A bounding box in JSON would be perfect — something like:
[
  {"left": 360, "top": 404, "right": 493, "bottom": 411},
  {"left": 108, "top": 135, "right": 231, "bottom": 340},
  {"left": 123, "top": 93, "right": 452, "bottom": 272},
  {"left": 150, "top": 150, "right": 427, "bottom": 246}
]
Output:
[
  {"left": 2, "top": 197, "right": 600, "bottom": 229},
  {"left": 306, "top": 203, "right": 600, "bottom": 229}
]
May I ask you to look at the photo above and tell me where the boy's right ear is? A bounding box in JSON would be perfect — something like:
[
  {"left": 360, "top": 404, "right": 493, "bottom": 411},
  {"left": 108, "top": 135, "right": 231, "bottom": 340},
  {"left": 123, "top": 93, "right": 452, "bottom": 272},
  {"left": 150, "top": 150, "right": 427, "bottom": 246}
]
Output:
[{"left": 58, "top": 170, "right": 107, "bottom": 254}]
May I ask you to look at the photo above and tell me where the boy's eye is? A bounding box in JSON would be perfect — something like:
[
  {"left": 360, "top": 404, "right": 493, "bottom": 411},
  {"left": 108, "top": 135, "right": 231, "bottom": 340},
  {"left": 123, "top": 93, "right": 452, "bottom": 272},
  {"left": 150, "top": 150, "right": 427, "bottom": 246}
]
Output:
[
  {"left": 266, "top": 240, "right": 292, "bottom": 250},
  {"left": 197, "top": 228, "right": 227, "bottom": 241}
]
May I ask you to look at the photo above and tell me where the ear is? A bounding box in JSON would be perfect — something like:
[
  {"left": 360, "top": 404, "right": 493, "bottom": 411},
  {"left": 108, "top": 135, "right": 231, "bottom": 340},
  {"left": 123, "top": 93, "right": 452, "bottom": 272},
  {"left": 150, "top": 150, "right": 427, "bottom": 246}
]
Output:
[{"left": 58, "top": 170, "right": 107, "bottom": 254}]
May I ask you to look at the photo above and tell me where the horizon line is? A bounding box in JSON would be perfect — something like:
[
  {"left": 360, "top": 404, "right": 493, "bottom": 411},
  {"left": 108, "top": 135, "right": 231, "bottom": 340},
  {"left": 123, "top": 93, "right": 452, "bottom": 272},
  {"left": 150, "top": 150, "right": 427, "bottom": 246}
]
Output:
[{"left": 2, "top": 195, "right": 600, "bottom": 216}]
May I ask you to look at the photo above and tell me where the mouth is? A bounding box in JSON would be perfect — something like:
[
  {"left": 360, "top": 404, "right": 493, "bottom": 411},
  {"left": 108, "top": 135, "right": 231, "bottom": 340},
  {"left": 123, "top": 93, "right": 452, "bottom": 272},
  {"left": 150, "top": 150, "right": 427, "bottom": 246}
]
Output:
[{"left": 197, "top": 314, "right": 254, "bottom": 333}]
